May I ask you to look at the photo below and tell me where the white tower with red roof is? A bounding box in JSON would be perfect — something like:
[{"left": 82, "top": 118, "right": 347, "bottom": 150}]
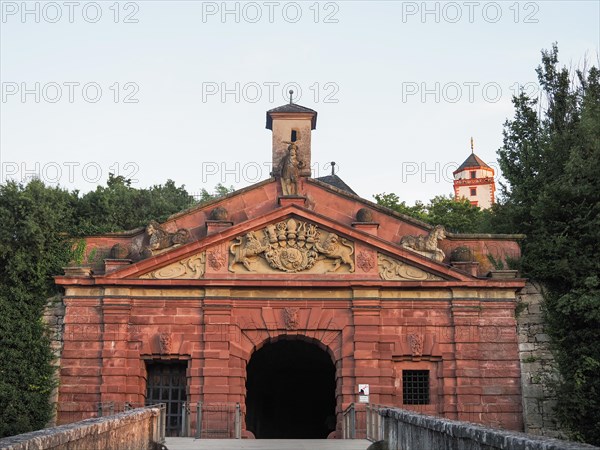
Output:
[{"left": 453, "top": 138, "right": 496, "bottom": 209}]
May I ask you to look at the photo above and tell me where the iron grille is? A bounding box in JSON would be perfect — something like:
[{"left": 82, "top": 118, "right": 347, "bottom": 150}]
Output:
[
  {"left": 146, "top": 362, "right": 187, "bottom": 436},
  {"left": 402, "top": 370, "right": 430, "bottom": 405}
]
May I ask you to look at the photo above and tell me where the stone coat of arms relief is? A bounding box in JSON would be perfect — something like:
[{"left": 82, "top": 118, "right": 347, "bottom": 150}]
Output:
[{"left": 228, "top": 218, "right": 355, "bottom": 274}]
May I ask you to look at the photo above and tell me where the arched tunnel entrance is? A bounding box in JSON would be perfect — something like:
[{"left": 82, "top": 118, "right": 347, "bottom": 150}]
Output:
[{"left": 245, "top": 338, "right": 337, "bottom": 438}]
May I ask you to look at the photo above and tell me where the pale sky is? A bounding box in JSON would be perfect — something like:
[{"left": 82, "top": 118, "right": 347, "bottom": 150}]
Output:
[{"left": 1, "top": 1, "right": 598, "bottom": 204}]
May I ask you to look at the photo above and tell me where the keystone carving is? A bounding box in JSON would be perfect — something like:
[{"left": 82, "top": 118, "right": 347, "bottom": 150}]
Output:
[
  {"left": 378, "top": 254, "right": 442, "bottom": 281},
  {"left": 140, "top": 252, "right": 206, "bottom": 279},
  {"left": 143, "top": 220, "right": 190, "bottom": 257},
  {"left": 158, "top": 333, "right": 172, "bottom": 354},
  {"left": 400, "top": 225, "right": 446, "bottom": 262},
  {"left": 283, "top": 307, "right": 300, "bottom": 330},
  {"left": 229, "top": 218, "right": 354, "bottom": 273},
  {"left": 407, "top": 334, "right": 424, "bottom": 357}
]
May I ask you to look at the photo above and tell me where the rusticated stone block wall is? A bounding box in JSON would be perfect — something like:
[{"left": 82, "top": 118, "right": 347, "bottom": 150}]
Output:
[
  {"left": 517, "top": 282, "right": 564, "bottom": 438},
  {"left": 43, "top": 295, "right": 66, "bottom": 427}
]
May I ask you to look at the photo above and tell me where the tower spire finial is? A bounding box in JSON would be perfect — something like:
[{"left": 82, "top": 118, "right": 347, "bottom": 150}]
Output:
[
  {"left": 331, "top": 161, "right": 336, "bottom": 175},
  {"left": 470, "top": 136, "right": 474, "bottom": 153},
  {"left": 289, "top": 89, "right": 294, "bottom": 104}
]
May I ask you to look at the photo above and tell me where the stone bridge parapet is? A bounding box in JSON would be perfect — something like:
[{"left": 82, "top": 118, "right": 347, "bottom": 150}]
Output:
[
  {"left": 0, "top": 407, "right": 164, "bottom": 450},
  {"left": 375, "top": 407, "right": 597, "bottom": 450}
]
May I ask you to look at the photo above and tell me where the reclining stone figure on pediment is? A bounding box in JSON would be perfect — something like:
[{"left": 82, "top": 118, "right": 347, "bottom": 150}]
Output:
[
  {"left": 141, "top": 220, "right": 190, "bottom": 258},
  {"left": 400, "top": 224, "right": 446, "bottom": 262}
]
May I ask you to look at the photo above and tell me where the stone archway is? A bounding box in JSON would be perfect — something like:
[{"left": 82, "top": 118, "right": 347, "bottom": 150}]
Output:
[{"left": 245, "top": 336, "right": 337, "bottom": 438}]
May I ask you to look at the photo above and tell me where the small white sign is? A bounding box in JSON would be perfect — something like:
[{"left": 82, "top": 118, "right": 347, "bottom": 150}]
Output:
[{"left": 358, "top": 384, "right": 369, "bottom": 402}]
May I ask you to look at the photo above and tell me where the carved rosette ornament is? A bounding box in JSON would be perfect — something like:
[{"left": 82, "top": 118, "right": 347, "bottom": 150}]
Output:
[
  {"left": 207, "top": 249, "right": 226, "bottom": 270},
  {"left": 283, "top": 307, "right": 300, "bottom": 330},
  {"left": 229, "top": 218, "right": 354, "bottom": 273},
  {"left": 356, "top": 251, "right": 375, "bottom": 272},
  {"left": 140, "top": 252, "right": 206, "bottom": 279},
  {"left": 407, "top": 334, "right": 424, "bottom": 357},
  {"left": 377, "top": 254, "right": 442, "bottom": 281},
  {"left": 158, "top": 333, "right": 172, "bottom": 354}
]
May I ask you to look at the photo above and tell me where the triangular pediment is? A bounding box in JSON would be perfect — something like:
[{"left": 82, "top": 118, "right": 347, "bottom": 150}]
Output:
[{"left": 103, "top": 205, "right": 471, "bottom": 283}]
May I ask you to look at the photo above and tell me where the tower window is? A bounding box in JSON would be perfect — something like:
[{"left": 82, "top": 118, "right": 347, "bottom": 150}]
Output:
[
  {"left": 470, "top": 188, "right": 477, "bottom": 196},
  {"left": 470, "top": 171, "right": 476, "bottom": 179},
  {"left": 403, "top": 370, "right": 429, "bottom": 405},
  {"left": 291, "top": 130, "right": 298, "bottom": 142}
]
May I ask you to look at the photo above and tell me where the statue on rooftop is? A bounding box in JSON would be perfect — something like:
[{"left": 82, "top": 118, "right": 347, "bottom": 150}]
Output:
[
  {"left": 400, "top": 225, "right": 446, "bottom": 262},
  {"left": 276, "top": 141, "right": 304, "bottom": 196},
  {"left": 142, "top": 220, "right": 190, "bottom": 257}
]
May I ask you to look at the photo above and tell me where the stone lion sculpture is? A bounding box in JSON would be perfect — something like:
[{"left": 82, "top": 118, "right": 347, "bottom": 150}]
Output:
[
  {"left": 400, "top": 224, "right": 446, "bottom": 262},
  {"left": 315, "top": 233, "right": 355, "bottom": 272},
  {"left": 229, "top": 231, "right": 268, "bottom": 272},
  {"left": 145, "top": 220, "right": 190, "bottom": 255}
]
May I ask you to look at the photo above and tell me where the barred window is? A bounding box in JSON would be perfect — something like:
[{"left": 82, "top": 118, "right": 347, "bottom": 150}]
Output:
[{"left": 402, "top": 370, "right": 430, "bottom": 405}]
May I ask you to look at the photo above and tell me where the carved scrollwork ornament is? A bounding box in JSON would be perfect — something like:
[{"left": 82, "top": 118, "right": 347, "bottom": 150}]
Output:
[
  {"left": 377, "top": 254, "right": 442, "bottom": 281},
  {"left": 140, "top": 252, "right": 206, "bottom": 279}
]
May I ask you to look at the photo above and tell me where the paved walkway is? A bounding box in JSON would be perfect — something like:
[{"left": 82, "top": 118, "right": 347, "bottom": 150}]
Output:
[{"left": 165, "top": 438, "right": 371, "bottom": 450}]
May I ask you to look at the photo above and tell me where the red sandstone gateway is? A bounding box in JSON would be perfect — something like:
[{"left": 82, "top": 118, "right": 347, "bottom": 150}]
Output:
[{"left": 54, "top": 102, "right": 525, "bottom": 438}]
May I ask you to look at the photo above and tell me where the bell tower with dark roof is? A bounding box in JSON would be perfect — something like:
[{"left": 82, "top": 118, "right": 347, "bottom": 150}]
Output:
[{"left": 266, "top": 91, "right": 317, "bottom": 177}]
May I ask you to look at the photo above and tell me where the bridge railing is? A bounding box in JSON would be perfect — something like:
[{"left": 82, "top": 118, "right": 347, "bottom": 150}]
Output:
[
  {"left": 0, "top": 405, "right": 166, "bottom": 450},
  {"left": 366, "top": 403, "right": 384, "bottom": 441},
  {"left": 96, "top": 403, "right": 166, "bottom": 443},
  {"left": 342, "top": 403, "right": 369, "bottom": 439},
  {"left": 370, "top": 406, "right": 598, "bottom": 450},
  {"left": 181, "top": 402, "right": 242, "bottom": 439}
]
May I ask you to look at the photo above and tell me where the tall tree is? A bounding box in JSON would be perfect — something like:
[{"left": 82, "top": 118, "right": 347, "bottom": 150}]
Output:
[
  {"left": 0, "top": 177, "right": 234, "bottom": 437},
  {"left": 0, "top": 180, "right": 78, "bottom": 437},
  {"left": 373, "top": 193, "right": 490, "bottom": 233},
  {"left": 496, "top": 44, "right": 600, "bottom": 444},
  {"left": 76, "top": 174, "right": 198, "bottom": 234}
]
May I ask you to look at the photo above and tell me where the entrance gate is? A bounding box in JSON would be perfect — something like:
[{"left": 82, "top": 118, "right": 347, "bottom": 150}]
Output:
[
  {"left": 245, "top": 338, "right": 336, "bottom": 438},
  {"left": 146, "top": 361, "right": 187, "bottom": 437}
]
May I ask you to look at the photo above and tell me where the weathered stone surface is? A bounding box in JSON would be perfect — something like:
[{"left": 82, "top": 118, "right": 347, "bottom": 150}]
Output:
[
  {"left": 517, "top": 282, "right": 564, "bottom": 438},
  {"left": 356, "top": 208, "right": 374, "bottom": 223},
  {"left": 0, "top": 408, "right": 161, "bottom": 450},
  {"left": 378, "top": 407, "right": 597, "bottom": 450},
  {"left": 209, "top": 206, "right": 229, "bottom": 221},
  {"left": 43, "top": 295, "right": 66, "bottom": 427}
]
